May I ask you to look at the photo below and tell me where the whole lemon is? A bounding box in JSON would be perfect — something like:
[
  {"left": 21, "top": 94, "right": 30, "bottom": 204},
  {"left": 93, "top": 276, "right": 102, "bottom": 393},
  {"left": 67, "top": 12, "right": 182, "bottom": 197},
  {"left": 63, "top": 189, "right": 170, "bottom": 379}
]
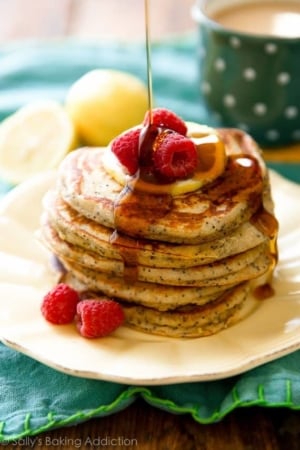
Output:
[{"left": 65, "top": 69, "right": 149, "bottom": 146}]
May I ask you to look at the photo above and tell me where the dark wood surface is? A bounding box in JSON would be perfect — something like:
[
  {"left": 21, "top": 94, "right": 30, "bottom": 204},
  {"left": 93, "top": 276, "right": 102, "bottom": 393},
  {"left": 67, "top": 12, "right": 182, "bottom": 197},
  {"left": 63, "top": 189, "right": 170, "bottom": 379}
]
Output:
[
  {"left": 0, "top": 1, "right": 300, "bottom": 448},
  {"left": 3, "top": 400, "right": 300, "bottom": 450}
]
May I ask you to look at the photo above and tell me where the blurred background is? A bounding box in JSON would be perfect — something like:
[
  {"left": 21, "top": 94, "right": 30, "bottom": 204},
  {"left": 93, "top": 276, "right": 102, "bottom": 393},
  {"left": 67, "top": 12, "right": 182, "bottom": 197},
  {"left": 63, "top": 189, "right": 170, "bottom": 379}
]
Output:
[{"left": 0, "top": 0, "right": 196, "bottom": 42}]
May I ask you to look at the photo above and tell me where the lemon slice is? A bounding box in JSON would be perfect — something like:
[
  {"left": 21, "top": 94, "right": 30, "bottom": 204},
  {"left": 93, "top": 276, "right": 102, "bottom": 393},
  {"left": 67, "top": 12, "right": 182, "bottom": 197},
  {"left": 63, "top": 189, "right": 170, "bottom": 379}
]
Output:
[
  {"left": 103, "top": 149, "right": 205, "bottom": 196},
  {"left": 103, "top": 121, "right": 227, "bottom": 196},
  {"left": 131, "top": 139, "right": 226, "bottom": 195},
  {"left": 193, "top": 134, "right": 226, "bottom": 180},
  {"left": 186, "top": 121, "right": 217, "bottom": 138},
  {"left": 0, "top": 101, "right": 76, "bottom": 184}
]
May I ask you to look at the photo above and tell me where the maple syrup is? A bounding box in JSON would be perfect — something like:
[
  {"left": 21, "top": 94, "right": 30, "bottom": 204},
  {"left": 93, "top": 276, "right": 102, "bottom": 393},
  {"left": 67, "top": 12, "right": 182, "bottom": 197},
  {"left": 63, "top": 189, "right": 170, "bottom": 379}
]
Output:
[
  {"left": 253, "top": 282, "right": 275, "bottom": 300},
  {"left": 138, "top": 124, "right": 160, "bottom": 179},
  {"left": 110, "top": 0, "right": 157, "bottom": 281},
  {"left": 144, "top": 0, "right": 153, "bottom": 121},
  {"left": 109, "top": 229, "right": 140, "bottom": 281},
  {"left": 109, "top": 0, "right": 278, "bottom": 295},
  {"left": 202, "top": 154, "right": 263, "bottom": 208},
  {"left": 250, "top": 193, "right": 279, "bottom": 300}
]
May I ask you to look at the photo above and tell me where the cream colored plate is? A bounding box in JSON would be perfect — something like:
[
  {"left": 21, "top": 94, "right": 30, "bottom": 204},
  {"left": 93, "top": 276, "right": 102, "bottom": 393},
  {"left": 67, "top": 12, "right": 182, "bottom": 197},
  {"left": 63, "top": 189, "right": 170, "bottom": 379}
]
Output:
[{"left": 0, "top": 170, "right": 299, "bottom": 385}]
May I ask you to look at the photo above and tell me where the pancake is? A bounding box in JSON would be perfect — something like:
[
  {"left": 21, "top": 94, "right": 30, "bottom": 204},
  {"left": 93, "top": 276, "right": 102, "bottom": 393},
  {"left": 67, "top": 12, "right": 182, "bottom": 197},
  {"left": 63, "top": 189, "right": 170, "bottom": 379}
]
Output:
[
  {"left": 42, "top": 219, "right": 272, "bottom": 287},
  {"left": 52, "top": 250, "right": 270, "bottom": 314},
  {"left": 62, "top": 270, "right": 252, "bottom": 337},
  {"left": 58, "top": 129, "right": 269, "bottom": 244},
  {"left": 60, "top": 267, "right": 233, "bottom": 311},
  {"left": 58, "top": 260, "right": 240, "bottom": 310},
  {"left": 40, "top": 123, "right": 278, "bottom": 338},
  {"left": 121, "top": 282, "right": 251, "bottom": 338},
  {"left": 43, "top": 190, "right": 269, "bottom": 269}
]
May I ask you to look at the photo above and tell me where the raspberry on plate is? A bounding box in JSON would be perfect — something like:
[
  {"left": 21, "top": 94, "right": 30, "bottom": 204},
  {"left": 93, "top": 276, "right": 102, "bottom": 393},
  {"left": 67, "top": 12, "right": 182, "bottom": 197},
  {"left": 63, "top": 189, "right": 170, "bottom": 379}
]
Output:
[
  {"left": 153, "top": 131, "right": 198, "bottom": 181},
  {"left": 110, "top": 127, "right": 141, "bottom": 175},
  {"left": 143, "top": 108, "right": 187, "bottom": 136},
  {"left": 76, "top": 299, "right": 125, "bottom": 338},
  {"left": 41, "top": 283, "right": 80, "bottom": 325}
]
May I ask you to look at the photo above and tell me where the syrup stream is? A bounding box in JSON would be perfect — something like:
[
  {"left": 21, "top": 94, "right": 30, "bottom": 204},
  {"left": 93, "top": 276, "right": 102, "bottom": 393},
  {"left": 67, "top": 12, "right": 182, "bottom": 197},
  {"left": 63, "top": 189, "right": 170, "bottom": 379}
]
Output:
[
  {"left": 112, "top": 3, "right": 278, "bottom": 294},
  {"left": 110, "top": 0, "right": 156, "bottom": 281},
  {"left": 144, "top": 0, "right": 153, "bottom": 123}
]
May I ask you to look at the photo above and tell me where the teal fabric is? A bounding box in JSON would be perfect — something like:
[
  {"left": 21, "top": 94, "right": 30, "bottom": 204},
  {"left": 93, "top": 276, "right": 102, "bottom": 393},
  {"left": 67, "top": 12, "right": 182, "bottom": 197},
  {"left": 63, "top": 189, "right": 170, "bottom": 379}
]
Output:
[
  {"left": 0, "top": 37, "right": 212, "bottom": 124},
  {"left": 0, "top": 37, "right": 300, "bottom": 442}
]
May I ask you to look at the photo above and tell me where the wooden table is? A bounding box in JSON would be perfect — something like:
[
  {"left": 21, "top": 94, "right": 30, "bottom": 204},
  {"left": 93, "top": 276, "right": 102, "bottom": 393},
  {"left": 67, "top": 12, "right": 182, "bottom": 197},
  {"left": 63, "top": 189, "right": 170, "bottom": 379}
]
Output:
[
  {"left": 1, "top": 1, "right": 300, "bottom": 449},
  {"left": 7, "top": 402, "right": 300, "bottom": 450}
]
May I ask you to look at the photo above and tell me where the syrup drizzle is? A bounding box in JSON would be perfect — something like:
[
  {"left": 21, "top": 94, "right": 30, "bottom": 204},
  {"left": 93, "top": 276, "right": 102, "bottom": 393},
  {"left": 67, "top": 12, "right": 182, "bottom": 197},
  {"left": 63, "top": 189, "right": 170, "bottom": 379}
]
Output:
[
  {"left": 230, "top": 155, "right": 279, "bottom": 299},
  {"left": 110, "top": 0, "right": 155, "bottom": 281},
  {"left": 144, "top": 0, "right": 153, "bottom": 123},
  {"left": 137, "top": 0, "right": 159, "bottom": 181},
  {"left": 110, "top": 3, "right": 278, "bottom": 294}
]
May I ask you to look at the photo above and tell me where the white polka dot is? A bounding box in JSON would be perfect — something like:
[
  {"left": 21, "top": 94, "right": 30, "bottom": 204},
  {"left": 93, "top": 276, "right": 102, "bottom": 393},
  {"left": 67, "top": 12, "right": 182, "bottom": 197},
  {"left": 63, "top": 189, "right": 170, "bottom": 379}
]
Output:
[
  {"left": 265, "top": 43, "right": 277, "bottom": 54},
  {"left": 223, "top": 94, "right": 236, "bottom": 107},
  {"left": 230, "top": 36, "right": 241, "bottom": 48},
  {"left": 277, "top": 72, "right": 291, "bottom": 85},
  {"left": 214, "top": 58, "right": 226, "bottom": 72},
  {"left": 201, "top": 81, "right": 211, "bottom": 94},
  {"left": 292, "top": 129, "right": 300, "bottom": 140},
  {"left": 253, "top": 103, "right": 267, "bottom": 116},
  {"left": 266, "top": 129, "right": 280, "bottom": 141},
  {"left": 285, "top": 106, "right": 298, "bottom": 119},
  {"left": 243, "top": 68, "right": 257, "bottom": 81}
]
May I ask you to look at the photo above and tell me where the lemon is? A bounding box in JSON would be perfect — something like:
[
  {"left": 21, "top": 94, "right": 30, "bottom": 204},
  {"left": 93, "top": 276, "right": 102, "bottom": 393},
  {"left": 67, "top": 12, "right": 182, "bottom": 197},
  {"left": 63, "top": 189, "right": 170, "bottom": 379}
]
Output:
[
  {"left": 65, "top": 69, "right": 149, "bottom": 146},
  {"left": 103, "top": 149, "right": 204, "bottom": 196},
  {"left": 103, "top": 121, "right": 227, "bottom": 196},
  {"left": 191, "top": 134, "right": 226, "bottom": 182},
  {"left": 0, "top": 101, "right": 76, "bottom": 185}
]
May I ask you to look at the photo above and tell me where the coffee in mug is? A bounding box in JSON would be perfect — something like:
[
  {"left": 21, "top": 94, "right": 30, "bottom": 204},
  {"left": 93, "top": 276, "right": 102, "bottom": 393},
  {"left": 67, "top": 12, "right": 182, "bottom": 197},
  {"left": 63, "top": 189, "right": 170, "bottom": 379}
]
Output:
[
  {"left": 211, "top": 1, "right": 300, "bottom": 38},
  {"left": 192, "top": 0, "right": 300, "bottom": 147}
]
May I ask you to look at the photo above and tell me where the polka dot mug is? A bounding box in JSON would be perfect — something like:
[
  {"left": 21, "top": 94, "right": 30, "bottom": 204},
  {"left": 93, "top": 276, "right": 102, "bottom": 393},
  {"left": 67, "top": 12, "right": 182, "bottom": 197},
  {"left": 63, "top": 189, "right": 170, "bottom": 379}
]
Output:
[{"left": 192, "top": 0, "right": 300, "bottom": 147}]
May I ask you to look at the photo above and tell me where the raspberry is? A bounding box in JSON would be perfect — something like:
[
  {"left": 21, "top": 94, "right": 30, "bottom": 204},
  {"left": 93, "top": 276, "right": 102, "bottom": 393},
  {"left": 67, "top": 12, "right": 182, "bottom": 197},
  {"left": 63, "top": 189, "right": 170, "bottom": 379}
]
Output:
[
  {"left": 111, "top": 127, "right": 141, "bottom": 175},
  {"left": 143, "top": 108, "right": 187, "bottom": 136},
  {"left": 41, "top": 283, "right": 80, "bottom": 325},
  {"left": 76, "top": 299, "right": 125, "bottom": 338},
  {"left": 153, "top": 131, "right": 197, "bottom": 181}
]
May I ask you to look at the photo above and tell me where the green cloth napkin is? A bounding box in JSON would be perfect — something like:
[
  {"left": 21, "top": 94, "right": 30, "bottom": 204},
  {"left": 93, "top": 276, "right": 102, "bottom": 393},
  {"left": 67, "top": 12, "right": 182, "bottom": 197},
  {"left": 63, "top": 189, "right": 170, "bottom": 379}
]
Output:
[{"left": 0, "top": 37, "right": 300, "bottom": 442}]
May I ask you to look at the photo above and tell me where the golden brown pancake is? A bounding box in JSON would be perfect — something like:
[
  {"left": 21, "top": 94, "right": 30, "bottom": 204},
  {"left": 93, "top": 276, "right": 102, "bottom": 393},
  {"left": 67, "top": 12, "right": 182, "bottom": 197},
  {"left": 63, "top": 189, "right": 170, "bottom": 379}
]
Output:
[
  {"left": 58, "top": 129, "right": 270, "bottom": 244},
  {"left": 40, "top": 127, "right": 278, "bottom": 338},
  {"left": 41, "top": 219, "right": 272, "bottom": 287},
  {"left": 61, "top": 271, "right": 252, "bottom": 337},
  {"left": 43, "top": 191, "right": 269, "bottom": 269},
  {"left": 121, "top": 282, "right": 251, "bottom": 338},
  {"left": 59, "top": 265, "right": 234, "bottom": 311}
]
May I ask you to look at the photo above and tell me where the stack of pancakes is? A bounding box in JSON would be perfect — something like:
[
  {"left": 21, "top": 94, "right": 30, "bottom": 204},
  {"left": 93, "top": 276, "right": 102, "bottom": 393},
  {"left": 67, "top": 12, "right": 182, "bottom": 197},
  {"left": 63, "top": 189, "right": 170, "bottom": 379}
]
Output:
[{"left": 41, "top": 128, "right": 278, "bottom": 338}]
